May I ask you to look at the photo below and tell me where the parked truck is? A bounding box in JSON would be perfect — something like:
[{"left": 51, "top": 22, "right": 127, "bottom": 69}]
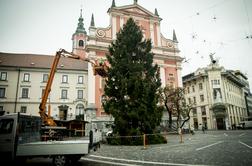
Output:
[
  {"left": 0, "top": 49, "right": 107, "bottom": 165},
  {"left": 0, "top": 113, "right": 96, "bottom": 166}
]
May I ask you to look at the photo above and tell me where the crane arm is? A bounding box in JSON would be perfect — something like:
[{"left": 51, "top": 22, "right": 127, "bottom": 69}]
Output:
[
  {"left": 59, "top": 49, "right": 108, "bottom": 77},
  {"left": 39, "top": 49, "right": 83, "bottom": 126},
  {"left": 39, "top": 49, "right": 108, "bottom": 126},
  {"left": 39, "top": 49, "right": 62, "bottom": 126}
]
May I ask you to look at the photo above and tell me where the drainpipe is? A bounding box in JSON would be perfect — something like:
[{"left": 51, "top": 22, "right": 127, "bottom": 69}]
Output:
[{"left": 14, "top": 68, "right": 20, "bottom": 113}]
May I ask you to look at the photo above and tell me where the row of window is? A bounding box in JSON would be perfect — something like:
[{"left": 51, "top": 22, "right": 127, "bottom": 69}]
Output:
[
  {"left": 0, "top": 103, "right": 85, "bottom": 115},
  {"left": 0, "top": 105, "right": 27, "bottom": 114},
  {"left": 0, "top": 72, "right": 85, "bottom": 84},
  {"left": 187, "top": 94, "right": 205, "bottom": 104},
  {"left": 43, "top": 74, "right": 84, "bottom": 84},
  {"left": 186, "top": 79, "right": 221, "bottom": 94},
  {"left": 211, "top": 79, "right": 220, "bottom": 85},
  {"left": 59, "top": 89, "right": 84, "bottom": 99},
  {"left": 193, "top": 117, "right": 208, "bottom": 129},
  {"left": 194, "top": 79, "right": 243, "bottom": 95},
  {"left": 1, "top": 72, "right": 31, "bottom": 82},
  {"left": 186, "top": 83, "right": 203, "bottom": 94},
  {"left": 0, "top": 87, "right": 84, "bottom": 100},
  {"left": 192, "top": 106, "right": 207, "bottom": 116}
]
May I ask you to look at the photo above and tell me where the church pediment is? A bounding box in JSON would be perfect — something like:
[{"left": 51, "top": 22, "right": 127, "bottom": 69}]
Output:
[
  {"left": 109, "top": 4, "right": 159, "bottom": 19},
  {"left": 122, "top": 7, "right": 150, "bottom": 17}
]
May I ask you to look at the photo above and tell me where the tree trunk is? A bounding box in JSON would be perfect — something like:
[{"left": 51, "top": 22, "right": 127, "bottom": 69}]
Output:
[
  {"left": 176, "top": 103, "right": 181, "bottom": 130},
  {"left": 180, "top": 116, "right": 190, "bottom": 128},
  {"left": 165, "top": 103, "right": 172, "bottom": 130}
]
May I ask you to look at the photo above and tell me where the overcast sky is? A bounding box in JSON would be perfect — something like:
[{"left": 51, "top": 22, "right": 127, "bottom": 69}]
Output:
[{"left": 0, "top": 0, "right": 252, "bottom": 87}]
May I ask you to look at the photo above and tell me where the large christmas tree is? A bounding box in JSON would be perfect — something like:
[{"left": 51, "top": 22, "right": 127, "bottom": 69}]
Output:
[{"left": 103, "top": 18, "right": 162, "bottom": 139}]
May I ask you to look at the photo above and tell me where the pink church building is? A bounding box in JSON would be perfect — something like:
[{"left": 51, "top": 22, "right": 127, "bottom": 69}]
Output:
[{"left": 71, "top": 0, "right": 183, "bottom": 123}]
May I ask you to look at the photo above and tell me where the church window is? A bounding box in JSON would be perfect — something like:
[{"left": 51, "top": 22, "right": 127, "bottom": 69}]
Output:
[{"left": 79, "top": 40, "right": 84, "bottom": 47}]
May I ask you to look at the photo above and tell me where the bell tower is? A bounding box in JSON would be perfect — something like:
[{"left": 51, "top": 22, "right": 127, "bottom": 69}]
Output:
[{"left": 72, "top": 9, "right": 87, "bottom": 59}]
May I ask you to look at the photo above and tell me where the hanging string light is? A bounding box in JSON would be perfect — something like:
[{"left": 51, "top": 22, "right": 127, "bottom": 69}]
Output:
[{"left": 174, "top": 0, "right": 251, "bottom": 65}]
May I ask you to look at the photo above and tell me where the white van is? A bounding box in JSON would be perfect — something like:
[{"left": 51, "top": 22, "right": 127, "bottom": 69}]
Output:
[{"left": 239, "top": 121, "right": 252, "bottom": 129}]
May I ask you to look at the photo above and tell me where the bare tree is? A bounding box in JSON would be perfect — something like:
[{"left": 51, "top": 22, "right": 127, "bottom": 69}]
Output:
[
  {"left": 159, "top": 86, "right": 194, "bottom": 131},
  {"left": 179, "top": 97, "right": 195, "bottom": 129},
  {"left": 159, "top": 86, "right": 176, "bottom": 130}
]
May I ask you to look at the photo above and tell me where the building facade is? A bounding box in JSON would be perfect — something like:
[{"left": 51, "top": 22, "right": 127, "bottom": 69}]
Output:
[
  {"left": 71, "top": 0, "right": 183, "bottom": 125},
  {"left": 0, "top": 1, "right": 183, "bottom": 132},
  {"left": 183, "top": 59, "right": 249, "bottom": 130},
  {"left": 234, "top": 70, "right": 252, "bottom": 119},
  {"left": 0, "top": 53, "right": 89, "bottom": 121},
  {"left": 246, "top": 93, "right": 252, "bottom": 119}
]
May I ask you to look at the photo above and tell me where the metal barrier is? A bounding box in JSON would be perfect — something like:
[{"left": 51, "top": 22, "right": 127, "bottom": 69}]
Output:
[{"left": 103, "top": 132, "right": 187, "bottom": 148}]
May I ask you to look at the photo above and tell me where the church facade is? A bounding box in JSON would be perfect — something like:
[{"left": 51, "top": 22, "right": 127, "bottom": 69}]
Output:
[{"left": 71, "top": 0, "right": 183, "bottom": 124}]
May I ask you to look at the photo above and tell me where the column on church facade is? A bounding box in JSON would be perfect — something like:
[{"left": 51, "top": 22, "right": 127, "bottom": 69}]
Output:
[{"left": 87, "top": 53, "right": 96, "bottom": 109}]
